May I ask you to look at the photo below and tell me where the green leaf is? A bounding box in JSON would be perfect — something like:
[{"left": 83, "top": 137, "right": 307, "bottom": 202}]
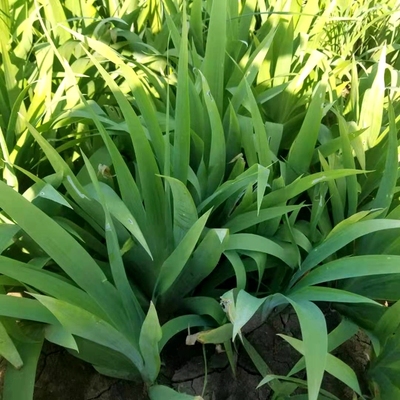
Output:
[
  {"left": 154, "top": 210, "right": 211, "bottom": 297},
  {"left": 70, "top": 104, "right": 147, "bottom": 232},
  {"left": 0, "top": 320, "right": 23, "bottom": 368},
  {"left": 257, "top": 165, "right": 270, "bottom": 215},
  {"left": 85, "top": 182, "right": 152, "bottom": 258},
  {"left": 326, "top": 209, "right": 383, "bottom": 239},
  {"left": 255, "top": 170, "right": 364, "bottom": 210},
  {"left": 163, "top": 228, "right": 228, "bottom": 302},
  {"left": 197, "top": 164, "right": 258, "bottom": 213},
  {"left": 280, "top": 335, "right": 362, "bottom": 396},
  {"left": 326, "top": 319, "right": 359, "bottom": 352},
  {"left": 293, "top": 255, "right": 400, "bottom": 291},
  {"left": 83, "top": 153, "right": 145, "bottom": 341},
  {"left": 359, "top": 46, "right": 386, "bottom": 148},
  {"left": 62, "top": 29, "right": 165, "bottom": 167},
  {"left": 283, "top": 300, "right": 328, "bottom": 400},
  {"left": 0, "top": 257, "right": 105, "bottom": 319},
  {"left": 189, "top": 0, "right": 204, "bottom": 53},
  {"left": 43, "top": 0, "right": 70, "bottom": 43},
  {"left": 245, "top": 82, "right": 272, "bottom": 168},
  {"left": 162, "top": 176, "right": 198, "bottom": 246},
  {"left": 201, "top": 0, "right": 226, "bottom": 114},
  {"left": 3, "top": 338, "right": 44, "bottom": 400},
  {"left": 368, "top": 368, "right": 400, "bottom": 400},
  {"left": 149, "top": 385, "right": 204, "bottom": 400},
  {"left": 239, "top": 116, "right": 258, "bottom": 167},
  {"left": 69, "top": 337, "right": 139, "bottom": 381},
  {"left": 257, "top": 375, "right": 339, "bottom": 400},
  {"left": 0, "top": 126, "right": 17, "bottom": 190},
  {"left": 224, "top": 338, "right": 236, "bottom": 376},
  {"left": 224, "top": 250, "right": 247, "bottom": 290},
  {"left": 230, "top": 290, "right": 328, "bottom": 400},
  {"left": 54, "top": 217, "right": 107, "bottom": 257},
  {"left": 272, "top": 19, "right": 293, "bottom": 87},
  {"left": 319, "top": 154, "right": 344, "bottom": 226},
  {"left": 339, "top": 274, "right": 400, "bottom": 302},
  {"left": 237, "top": 0, "right": 257, "bottom": 43},
  {"left": 139, "top": 302, "right": 162, "bottom": 384},
  {"left": 229, "top": 24, "right": 277, "bottom": 106},
  {"left": 287, "top": 79, "right": 328, "bottom": 180},
  {"left": 242, "top": 336, "right": 283, "bottom": 393},
  {"left": 30, "top": 294, "right": 144, "bottom": 371},
  {"left": 375, "top": 299, "right": 400, "bottom": 340},
  {"left": 78, "top": 44, "right": 167, "bottom": 262},
  {"left": 45, "top": 324, "right": 78, "bottom": 351},
  {"left": 334, "top": 110, "right": 358, "bottom": 216},
  {"left": 241, "top": 250, "right": 268, "bottom": 291},
  {"left": 0, "top": 181, "right": 126, "bottom": 330},
  {"left": 173, "top": 4, "right": 190, "bottom": 184},
  {"left": 370, "top": 101, "right": 398, "bottom": 214},
  {"left": 199, "top": 71, "right": 226, "bottom": 195},
  {"left": 31, "top": 182, "right": 73, "bottom": 209},
  {"left": 181, "top": 297, "right": 226, "bottom": 325},
  {"left": 231, "top": 291, "right": 268, "bottom": 339},
  {"left": 23, "top": 120, "right": 96, "bottom": 217},
  {"left": 289, "top": 318, "right": 359, "bottom": 377},
  {"left": 0, "top": 295, "right": 58, "bottom": 325},
  {"left": 291, "top": 220, "right": 400, "bottom": 286},
  {"left": 0, "top": 224, "right": 20, "bottom": 254},
  {"left": 226, "top": 234, "right": 296, "bottom": 268},
  {"left": 288, "top": 286, "right": 379, "bottom": 305},
  {"left": 223, "top": 205, "right": 303, "bottom": 234}
]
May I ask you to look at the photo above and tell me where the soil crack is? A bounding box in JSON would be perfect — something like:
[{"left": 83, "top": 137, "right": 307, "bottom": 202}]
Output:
[
  {"left": 36, "top": 349, "right": 64, "bottom": 382},
  {"left": 173, "top": 372, "right": 207, "bottom": 383},
  {"left": 236, "top": 363, "right": 262, "bottom": 377},
  {"left": 85, "top": 382, "right": 117, "bottom": 400}
]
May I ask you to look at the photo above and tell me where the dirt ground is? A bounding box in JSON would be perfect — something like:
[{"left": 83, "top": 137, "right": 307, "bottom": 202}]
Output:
[{"left": 0, "top": 309, "right": 371, "bottom": 400}]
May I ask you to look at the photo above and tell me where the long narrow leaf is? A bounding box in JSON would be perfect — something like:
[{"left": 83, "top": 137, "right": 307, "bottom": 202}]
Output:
[
  {"left": 293, "top": 255, "right": 400, "bottom": 290},
  {"left": 173, "top": 5, "right": 190, "bottom": 184},
  {"left": 31, "top": 294, "right": 144, "bottom": 371},
  {"left": 3, "top": 338, "right": 44, "bottom": 400},
  {"left": 291, "top": 220, "right": 400, "bottom": 286},
  {"left": 154, "top": 210, "right": 211, "bottom": 297},
  {"left": 83, "top": 153, "right": 145, "bottom": 342},
  {"left": 0, "top": 180, "right": 127, "bottom": 331},
  {"left": 201, "top": 0, "right": 227, "bottom": 114},
  {"left": 139, "top": 302, "right": 162, "bottom": 384}
]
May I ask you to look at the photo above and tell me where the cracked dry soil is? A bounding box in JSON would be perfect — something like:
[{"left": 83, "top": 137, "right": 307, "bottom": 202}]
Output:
[{"left": 0, "top": 309, "right": 370, "bottom": 400}]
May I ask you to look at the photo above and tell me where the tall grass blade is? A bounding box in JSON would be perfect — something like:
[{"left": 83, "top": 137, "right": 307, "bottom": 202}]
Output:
[
  {"left": 201, "top": 0, "right": 227, "bottom": 114},
  {"left": 370, "top": 101, "right": 398, "bottom": 213},
  {"left": 284, "top": 300, "right": 327, "bottom": 400},
  {"left": 139, "top": 302, "right": 162, "bottom": 384},
  {"left": 154, "top": 210, "right": 211, "bottom": 298},
  {"left": 199, "top": 72, "right": 226, "bottom": 195},
  {"left": 359, "top": 46, "right": 386, "bottom": 148},
  {"left": 293, "top": 255, "right": 400, "bottom": 290},
  {"left": 287, "top": 79, "right": 328, "bottom": 180},
  {"left": 173, "top": 5, "right": 191, "bottom": 184},
  {"left": 3, "top": 338, "right": 43, "bottom": 400},
  {"left": 0, "top": 321, "right": 22, "bottom": 368}
]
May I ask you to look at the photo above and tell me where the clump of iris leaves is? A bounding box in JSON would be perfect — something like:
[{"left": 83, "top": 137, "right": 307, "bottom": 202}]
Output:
[{"left": 0, "top": 0, "right": 399, "bottom": 399}]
